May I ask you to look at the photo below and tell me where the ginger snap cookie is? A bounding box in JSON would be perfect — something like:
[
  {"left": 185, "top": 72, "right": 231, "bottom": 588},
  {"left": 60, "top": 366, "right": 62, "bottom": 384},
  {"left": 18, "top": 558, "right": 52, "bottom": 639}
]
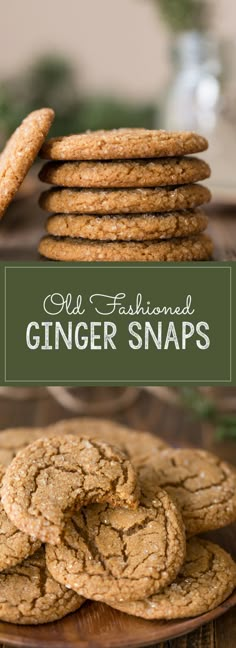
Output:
[
  {"left": 39, "top": 156, "right": 210, "bottom": 188},
  {"left": 0, "top": 108, "right": 54, "bottom": 219},
  {"left": 0, "top": 426, "right": 48, "bottom": 466},
  {"left": 39, "top": 184, "right": 211, "bottom": 215},
  {"left": 46, "top": 209, "right": 208, "bottom": 241},
  {"left": 108, "top": 538, "right": 236, "bottom": 619},
  {"left": 40, "top": 128, "right": 208, "bottom": 161},
  {"left": 38, "top": 234, "right": 213, "bottom": 262},
  {"left": 0, "top": 419, "right": 168, "bottom": 469},
  {"left": 2, "top": 435, "right": 139, "bottom": 544},
  {"left": 0, "top": 547, "right": 84, "bottom": 624},
  {"left": 46, "top": 417, "right": 169, "bottom": 468},
  {"left": 46, "top": 484, "right": 185, "bottom": 602},
  {"left": 0, "top": 465, "right": 41, "bottom": 571},
  {"left": 139, "top": 448, "right": 236, "bottom": 536}
]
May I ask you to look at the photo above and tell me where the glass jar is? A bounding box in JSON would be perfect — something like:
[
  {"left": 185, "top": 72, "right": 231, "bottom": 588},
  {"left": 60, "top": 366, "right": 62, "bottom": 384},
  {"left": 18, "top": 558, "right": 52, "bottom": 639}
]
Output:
[{"left": 159, "top": 30, "right": 236, "bottom": 199}]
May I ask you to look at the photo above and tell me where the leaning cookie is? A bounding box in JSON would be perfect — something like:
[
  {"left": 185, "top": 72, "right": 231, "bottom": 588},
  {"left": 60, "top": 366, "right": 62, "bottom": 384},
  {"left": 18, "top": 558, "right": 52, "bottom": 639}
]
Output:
[
  {"left": 106, "top": 538, "right": 236, "bottom": 619},
  {"left": 46, "top": 209, "right": 208, "bottom": 241},
  {"left": 38, "top": 234, "right": 213, "bottom": 262},
  {"left": 39, "top": 156, "right": 210, "bottom": 188},
  {"left": 45, "top": 417, "right": 169, "bottom": 469},
  {"left": 39, "top": 128, "right": 208, "bottom": 160},
  {"left": 0, "top": 108, "right": 54, "bottom": 219},
  {"left": 139, "top": 448, "right": 236, "bottom": 536},
  {"left": 39, "top": 184, "right": 211, "bottom": 215},
  {"left": 2, "top": 435, "right": 139, "bottom": 544},
  {"left": 46, "top": 485, "right": 185, "bottom": 602},
  {"left": 0, "top": 547, "right": 84, "bottom": 624},
  {"left": 0, "top": 465, "right": 41, "bottom": 571}
]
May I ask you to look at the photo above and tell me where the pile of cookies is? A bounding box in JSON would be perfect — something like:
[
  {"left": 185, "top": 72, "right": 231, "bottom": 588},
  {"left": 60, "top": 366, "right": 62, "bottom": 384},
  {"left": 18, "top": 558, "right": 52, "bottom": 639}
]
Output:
[
  {"left": 38, "top": 128, "right": 213, "bottom": 262},
  {"left": 0, "top": 418, "right": 235, "bottom": 626}
]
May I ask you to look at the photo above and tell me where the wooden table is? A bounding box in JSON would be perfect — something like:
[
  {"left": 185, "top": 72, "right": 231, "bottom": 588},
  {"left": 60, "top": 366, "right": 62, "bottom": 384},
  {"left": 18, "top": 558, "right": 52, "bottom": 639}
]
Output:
[{"left": 0, "top": 386, "right": 235, "bottom": 648}]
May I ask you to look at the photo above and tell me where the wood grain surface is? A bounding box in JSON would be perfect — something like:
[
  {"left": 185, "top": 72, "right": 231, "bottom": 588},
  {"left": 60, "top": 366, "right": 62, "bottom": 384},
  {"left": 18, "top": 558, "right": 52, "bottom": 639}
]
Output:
[{"left": 0, "top": 386, "right": 235, "bottom": 648}]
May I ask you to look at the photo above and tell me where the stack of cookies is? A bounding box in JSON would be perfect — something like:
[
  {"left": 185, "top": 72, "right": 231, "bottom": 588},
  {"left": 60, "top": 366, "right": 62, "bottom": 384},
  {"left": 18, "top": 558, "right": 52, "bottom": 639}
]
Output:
[
  {"left": 38, "top": 128, "right": 213, "bottom": 262},
  {"left": 0, "top": 418, "right": 235, "bottom": 626}
]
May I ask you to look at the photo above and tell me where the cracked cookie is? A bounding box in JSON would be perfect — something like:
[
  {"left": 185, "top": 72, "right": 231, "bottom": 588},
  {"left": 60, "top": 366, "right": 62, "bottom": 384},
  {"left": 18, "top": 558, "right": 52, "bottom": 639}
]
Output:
[
  {"left": 139, "top": 448, "right": 236, "bottom": 536},
  {"left": 0, "top": 419, "right": 168, "bottom": 469},
  {"left": 0, "top": 108, "right": 54, "bottom": 219},
  {"left": 0, "top": 465, "right": 41, "bottom": 571},
  {"left": 107, "top": 538, "right": 236, "bottom": 619},
  {"left": 2, "top": 435, "right": 139, "bottom": 544},
  {"left": 39, "top": 128, "right": 208, "bottom": 160},
  {"left": 46, "top": 483, "right": 185, "bottom": 603},
  {"left": 39, "top": 184, "right": 211, "bottom": 215},
  {"left": 38, "top": 234, "right": 213, "bottom": 262},
  {"left": 45, "top": 209, "right": 208, "bottom": 241},
  {"left": 39, "top": 156, "right": 210, "bottom": 188},
  {"left": 0, "top": 547, "right": 84, "bottom": 624},
  {"left": 45, "top": 417, "right": 169, "bottom": 469}
]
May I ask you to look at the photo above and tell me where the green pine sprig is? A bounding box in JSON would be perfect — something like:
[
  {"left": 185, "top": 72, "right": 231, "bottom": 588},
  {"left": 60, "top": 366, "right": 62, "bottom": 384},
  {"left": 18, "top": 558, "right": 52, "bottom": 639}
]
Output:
[
  {"left": 153, "top": 0, "right": 209, "bottom": 32},
  {"left": 0, "top": 54, "right": 155, "bottom": 143},
  {"left": 179, "top": 388, "right": 236, "bottom": 440}
]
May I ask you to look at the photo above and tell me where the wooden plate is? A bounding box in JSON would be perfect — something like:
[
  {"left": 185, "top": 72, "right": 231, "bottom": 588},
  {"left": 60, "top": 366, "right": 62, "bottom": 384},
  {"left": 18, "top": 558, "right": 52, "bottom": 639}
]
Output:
[{"left": 0, "top": 527, "right": 235, "bottom": 648}]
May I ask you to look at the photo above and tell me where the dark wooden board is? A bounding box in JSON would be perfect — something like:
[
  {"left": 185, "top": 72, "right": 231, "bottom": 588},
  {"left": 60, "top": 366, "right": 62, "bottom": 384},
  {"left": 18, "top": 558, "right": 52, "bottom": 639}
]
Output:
[{"left": 0, "top": 562, "right": 235, "bottom": 648}]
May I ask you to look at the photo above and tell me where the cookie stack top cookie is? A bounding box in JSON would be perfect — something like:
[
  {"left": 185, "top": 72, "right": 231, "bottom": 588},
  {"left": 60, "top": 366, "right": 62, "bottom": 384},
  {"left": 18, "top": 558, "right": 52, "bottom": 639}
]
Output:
[
  {"left": 40, "top": 129, "right": 208, "bottom": 160},
  {"left": 38, "top": 127, "right": 213, "bottom": 262}
]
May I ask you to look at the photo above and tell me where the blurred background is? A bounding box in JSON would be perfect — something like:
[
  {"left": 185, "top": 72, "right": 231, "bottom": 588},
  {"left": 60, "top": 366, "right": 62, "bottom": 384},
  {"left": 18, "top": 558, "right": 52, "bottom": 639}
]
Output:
[{"left": 0, "top": 0, "right": 236, "bottom": 256}]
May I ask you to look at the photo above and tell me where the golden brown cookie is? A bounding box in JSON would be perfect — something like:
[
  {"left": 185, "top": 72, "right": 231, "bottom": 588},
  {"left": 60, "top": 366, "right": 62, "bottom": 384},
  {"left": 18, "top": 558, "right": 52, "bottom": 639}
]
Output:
[
  {"left": 2, "top": 436, "right": 139, "bottom": 544},
  {"left": 0, "top": 419, "right": 169, "bottom": 469},
  {"left": 107, "top": 538, "right": 236, "bottom": 619},
  {"left": 0, "top": 426, "right": 47, "bottom": 466},
  {"left": 40, "top": 128, "right": 208, "bottom": 160},
  {"left": 39, "top": 184, "right": 211, "bottom": 215},
  {"left": 46, "top": 417, "right": 169, "bottom": 469},
  {"left": 46, "top": 484, "right": 185, "bottom": 602},
  {"left": 139, "top": 448, "right": 236, "bottom": 536},
  {"left": 38, "top": 234, "right": 213, "bottom": 262},
  {"left": 46, "top": 209, "right": 208, "bottom": 241},
  {"left": 0, "top": 108, "right": 54, "bottom": 219},
  {"left": 0, "top": 465, "right": 41, "bottom": 571},
  {"left": 39, "top": 156, "right": 210, "bottom": 188},
  {"left": 0, "top": 547, "right": 84, "bottom": 624}
]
